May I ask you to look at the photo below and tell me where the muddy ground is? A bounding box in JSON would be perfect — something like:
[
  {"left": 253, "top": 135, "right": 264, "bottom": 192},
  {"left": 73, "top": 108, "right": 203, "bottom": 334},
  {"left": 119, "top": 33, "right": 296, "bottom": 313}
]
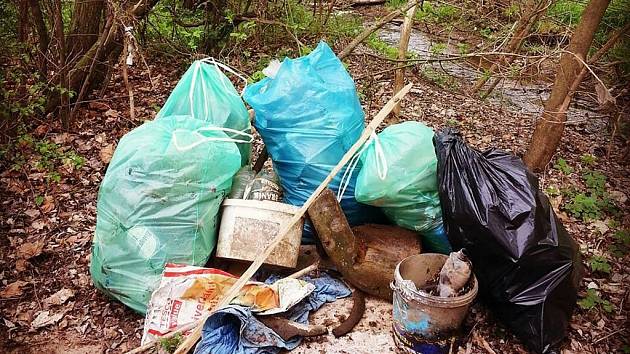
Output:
[{"left": 1, "top": 3, "right": 629, "bottom": 354}]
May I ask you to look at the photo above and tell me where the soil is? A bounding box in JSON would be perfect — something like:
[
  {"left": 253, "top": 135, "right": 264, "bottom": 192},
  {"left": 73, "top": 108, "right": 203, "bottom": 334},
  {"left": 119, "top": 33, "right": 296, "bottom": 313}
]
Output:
[{"left": 1, "top": 2, "right": 629, "bottom": 354}]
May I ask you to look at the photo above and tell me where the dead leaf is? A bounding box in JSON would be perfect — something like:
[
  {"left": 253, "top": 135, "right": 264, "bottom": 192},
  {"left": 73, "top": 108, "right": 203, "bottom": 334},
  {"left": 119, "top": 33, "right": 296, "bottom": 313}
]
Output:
[
  {"left": 41, "top": 196, "right": 55, "bottom": 213},
  {"left": 609, "top": 191, "right": 627, "bottom": 204},
  {"left": 99, "top": 144, "right": 115, "bottom": 164},
  {"left": 31, "top": 219, "right": 46, "bottom": 230},
  {"left": 0, "top": 281, "right": 29, "bottom": 298},
  {"left": 104, "top": 109, "right": 120, "bottom": 118},
  {"left": 24, "top": 209, "right": 40, "bottom": 218},
  {"left": 88, "top": 101, "right": 110, "bottom": 111},
  {"left": 44, "top": 288, "right": 75, "bottom": 307},
  {"left": 15, "top": 259, "right": 28, "bottom": 272},
  {"left": 590, "top": 220, "right": 609, "bottom": 235},
  {"left": 17, "top": 240, "right": 45, "bottom": 259},
  {"left": 31, "top": 310, "right": 65, "bottom": 329},
  {"left": 3, "top": 318, "right": 16, "bottom": 329},
  {"left": 595, "top": 82, "right": 615, "bottom": 110}
]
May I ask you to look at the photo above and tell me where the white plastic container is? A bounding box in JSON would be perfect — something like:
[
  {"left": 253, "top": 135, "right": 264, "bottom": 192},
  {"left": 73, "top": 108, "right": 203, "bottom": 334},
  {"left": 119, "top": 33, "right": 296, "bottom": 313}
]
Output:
[{"left": 216, "top": 199, "right": 303, "bottom": 268}]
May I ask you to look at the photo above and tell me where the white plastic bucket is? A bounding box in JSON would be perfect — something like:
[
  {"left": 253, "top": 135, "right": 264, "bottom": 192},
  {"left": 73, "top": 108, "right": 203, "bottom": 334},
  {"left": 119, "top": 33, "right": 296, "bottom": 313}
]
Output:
[{"left": 216, "top": 199, "right": 303, "bottom": 268}]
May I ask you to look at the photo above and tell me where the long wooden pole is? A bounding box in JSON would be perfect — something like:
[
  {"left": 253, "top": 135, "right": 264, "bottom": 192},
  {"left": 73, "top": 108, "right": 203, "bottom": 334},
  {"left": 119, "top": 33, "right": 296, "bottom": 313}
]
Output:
[
  {"left": 392, "top": 0, "right": 418, "bottom": 117},
  {"left": 165, "top": 83, "right": 413, "bottom": 354}
]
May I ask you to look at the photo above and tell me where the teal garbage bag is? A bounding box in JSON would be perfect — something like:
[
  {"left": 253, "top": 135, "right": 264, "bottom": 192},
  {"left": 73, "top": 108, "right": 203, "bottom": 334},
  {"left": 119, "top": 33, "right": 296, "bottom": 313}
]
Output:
[
  {"left": 90, "top": 115, "right": 246, "bottom": 313},
  {"left": 243, "top": 42, "right": 384, "bottom": 242},
  {"left": 157, "top": 59, "right": 252, "bottom": 164},
  {"left": 354, "top": 121, "right": 450, "bottom": 253}
]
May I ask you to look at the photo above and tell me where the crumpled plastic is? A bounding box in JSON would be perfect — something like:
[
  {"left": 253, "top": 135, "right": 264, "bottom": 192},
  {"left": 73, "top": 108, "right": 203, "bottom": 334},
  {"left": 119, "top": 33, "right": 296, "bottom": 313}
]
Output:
[
  {"left": 434, "top": 128, "right": 583, "bottom": 353},
  {"left": 194, "top": 273, "right": 351, "bottom": 354},
  {"left": 243, "top": 41, "right": 385, "bottom": 242}
]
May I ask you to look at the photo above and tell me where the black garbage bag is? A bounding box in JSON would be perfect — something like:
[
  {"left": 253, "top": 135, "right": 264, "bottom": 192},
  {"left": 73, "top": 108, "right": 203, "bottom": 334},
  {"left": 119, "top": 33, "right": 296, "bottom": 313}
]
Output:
[{"left": 434, "top": 129, "right": 583, "bottom": 353}]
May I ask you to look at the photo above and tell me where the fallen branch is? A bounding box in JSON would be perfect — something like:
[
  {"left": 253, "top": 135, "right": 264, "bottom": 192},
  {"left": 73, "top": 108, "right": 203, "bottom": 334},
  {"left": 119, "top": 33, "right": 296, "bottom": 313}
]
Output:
[
  {"left": 338, "top": 1, "right": 421, "bottom": 60},
  {"left": 332, "top": 290, "right": 365, "bottom": 337},
  {"left": 351, "top": 0, "right": 386, "bottom": 6}
]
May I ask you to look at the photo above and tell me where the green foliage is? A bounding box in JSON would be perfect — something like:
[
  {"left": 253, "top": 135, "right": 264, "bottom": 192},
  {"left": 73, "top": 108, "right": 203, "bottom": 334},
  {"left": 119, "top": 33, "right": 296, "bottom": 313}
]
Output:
[
  {"left": 367, "top": 34, "right": 399, "bottom": 59},
  {"left": 589, "top": 255, "right": 611, "bottom": 274},
  {"left": 611, "top": 229, "right": 630, "bottom": 257},
  {"left": 565, "top": 193, "right": 601, "bottom": 220},
  {"left": 503, "top": 3, "right": 520, "bottom": 18},
  {"left": 3, "top": 134, "right": 85, "bottom": 183},
  {"left": 386, "top": 0, "right": 407, "bottom": 8},
  {"left": 422, "top": 67, "right": 458, "bottom": 89},
  {"left": 415, "top": 2, "right": 461, "bottom": 23},
  {"left": 456, "top": 43, "right": 469, "bottom": 54},
  {"left": 578, "top": 289, "right": 614, "bottom": 313},
  {"left": 554, "top": 158, "right": 574, "bottom": 175},
  {"left": 159, "top": 333, "right": 183, "bottom": 353},
  {"left": 430, "top": 43, "right": 447, "bottom": 55},
  {"left": 545, "top": 186, "right": 560, "bottom": 197},
  {"left": 479, "top": 27, "right": 494, "bottom": 39},
  {"left": 580, "top": 153, "right": 597, "bottom": 166},
  {"left": 35, "top": 195, "right": 44, "bottom": 206}
]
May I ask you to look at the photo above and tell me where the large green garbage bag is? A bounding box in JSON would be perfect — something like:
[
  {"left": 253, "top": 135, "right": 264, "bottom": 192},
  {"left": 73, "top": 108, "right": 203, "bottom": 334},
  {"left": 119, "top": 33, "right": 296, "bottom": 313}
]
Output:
[
  {"left": 90, "top": 115, "right": 245, "bottom": 313},
  {"left": 354, "top": 121, "right": 450, "bottom": 253},
  {"left": 156, "top": 59, "right": 251, "bottom": 164}
]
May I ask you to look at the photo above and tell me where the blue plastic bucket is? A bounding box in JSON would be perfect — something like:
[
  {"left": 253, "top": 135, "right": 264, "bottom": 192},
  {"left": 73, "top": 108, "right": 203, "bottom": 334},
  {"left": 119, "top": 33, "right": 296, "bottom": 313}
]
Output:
[{"left": 391, "top": 253, "right": 478, "bottom": 353}]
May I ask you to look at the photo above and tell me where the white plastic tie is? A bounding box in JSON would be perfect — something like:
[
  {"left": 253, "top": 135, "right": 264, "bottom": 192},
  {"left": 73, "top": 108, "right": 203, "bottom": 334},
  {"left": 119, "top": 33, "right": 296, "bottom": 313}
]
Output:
[
  {"left": 172, "top": 126, "right": 253, "bottom": 152},
  {"left": 336, "top": 130, "right": 388, "bottom": 202}
]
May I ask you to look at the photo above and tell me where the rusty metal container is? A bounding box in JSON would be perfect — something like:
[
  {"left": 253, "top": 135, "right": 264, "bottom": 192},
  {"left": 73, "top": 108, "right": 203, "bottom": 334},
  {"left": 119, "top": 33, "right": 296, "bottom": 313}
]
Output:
[
  {"left": 216, "top": 199, "right": 303, "bottom": 268},
  {"left": 392, "top": 253, "right": 478, "bottom": 353}
]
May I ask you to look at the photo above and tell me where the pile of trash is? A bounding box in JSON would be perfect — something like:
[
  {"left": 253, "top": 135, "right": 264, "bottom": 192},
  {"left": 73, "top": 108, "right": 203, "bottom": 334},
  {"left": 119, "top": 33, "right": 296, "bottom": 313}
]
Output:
[{"left": 89, "top": 42, "right": 582, "bottom": 354}]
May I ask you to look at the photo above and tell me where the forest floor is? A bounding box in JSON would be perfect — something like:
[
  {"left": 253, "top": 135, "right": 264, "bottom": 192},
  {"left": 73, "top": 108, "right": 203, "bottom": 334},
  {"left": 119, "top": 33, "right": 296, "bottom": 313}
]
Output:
[{"left": 1, "top": 3, "right": 629, "bottom": 354}]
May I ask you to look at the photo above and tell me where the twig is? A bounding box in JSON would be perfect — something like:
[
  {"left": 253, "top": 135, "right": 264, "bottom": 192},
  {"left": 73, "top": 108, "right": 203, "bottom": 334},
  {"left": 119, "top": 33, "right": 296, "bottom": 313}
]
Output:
[
  {"left": 121, "top": 28, "right": 135, "bottom": 121},
  {"left": 593, "top": 327, "right": 626, "bottom": 344},
  {"left": 392, "top": 0, "right": 419, "bottom": 116},
  {"left": 338, "top": 1, "right": 421, "bottom": 60}
]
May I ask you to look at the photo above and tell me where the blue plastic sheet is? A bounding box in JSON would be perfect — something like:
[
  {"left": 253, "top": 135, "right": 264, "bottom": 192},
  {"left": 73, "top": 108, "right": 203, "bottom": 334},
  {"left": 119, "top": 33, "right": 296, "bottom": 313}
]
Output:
[
  {"left": 243, "top": 42, "right": 384, "bottom": 242},
  {"left": 194, "top": 273, "right": 351, "bottom": 354}
]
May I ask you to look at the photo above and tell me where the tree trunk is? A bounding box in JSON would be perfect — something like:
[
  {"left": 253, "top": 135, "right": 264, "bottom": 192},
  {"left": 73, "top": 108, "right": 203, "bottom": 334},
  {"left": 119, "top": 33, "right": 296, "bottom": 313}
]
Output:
[
  {"left": 67, "top": 0, "right": 104, "bottom": 64},
  {"left": 391, "top": 0, "right": 418, "bottom": 118},
  {"left": 17, "top": 0, "right": 29, "bottom": 43},
  {"left": 28, "top": 0, "right": 50, "bottom": 72},
  {"left": 53, "top": 0, "right": 69, "bottom": 128},
  {"left": 469, "top": 0, "right": 546, "bottom": 96},
  {"left": 523, "top": 0, "right": 611, "bottom": 171},
  {"left": 47, "top": 0, "right": 159, "bottom": 116}
]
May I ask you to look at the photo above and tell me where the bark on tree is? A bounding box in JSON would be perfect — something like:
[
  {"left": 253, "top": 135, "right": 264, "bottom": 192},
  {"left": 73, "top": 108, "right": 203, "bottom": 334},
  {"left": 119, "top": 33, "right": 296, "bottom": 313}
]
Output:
[
  {"left": 524, "top": 0, "right": 611, "bottom": 171},
  {"left": 53, "top": 0, "right": 69, "bottom": 128},
  {"left": 47, "top": 0, "right": 159, "bottom": 116},
  {"left": 27, "top": 0, "right": 50, "bottom": 72},
  {"left": 391, "top": 0, "right": 418, "bottom": 118},
  {"left": 17, "top": 0, "right": 29, "bottom": 43},
  {"left": 67, "top": 0, "right": 104, "bottom": 64}
]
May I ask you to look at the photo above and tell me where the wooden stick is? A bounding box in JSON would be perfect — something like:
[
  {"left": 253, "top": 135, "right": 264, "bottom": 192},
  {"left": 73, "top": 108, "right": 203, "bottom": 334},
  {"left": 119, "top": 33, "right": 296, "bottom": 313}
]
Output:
[
  {"left": 168, "top": 83, "right": 413, "bottom": 354},
  {"left": 392, "top": 0, "right": 418, "bottom": 116},
  {"left": 338, "top": 1, "right": 420, "bottom": 60}
]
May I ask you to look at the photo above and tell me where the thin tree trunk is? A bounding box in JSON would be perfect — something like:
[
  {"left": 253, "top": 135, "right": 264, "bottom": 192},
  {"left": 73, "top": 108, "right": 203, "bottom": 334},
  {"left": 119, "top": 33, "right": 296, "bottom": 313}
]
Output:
[
  {"left": 523, "top": 0, "right": 611, "bottom": 171},
  {"left": 53, "top": 0, "right": 69, "bottom": 128},
  {"left": 391, "top": 0, "right": 418, "bottom": 118},
  {"left": 28, "top": 0, "right": 50, "bottom": 72},
  {"left": 18, "top": 0, "right": 29, "bottom": 42},
  {"left": 67, "top": 0, "right": 104, "bottom": 64},
  {"left": 47, "top": 0, "right": 159, "bottom": 115},
  {"left": 469, "top": 0, "right": 547, "bottom": 96}
]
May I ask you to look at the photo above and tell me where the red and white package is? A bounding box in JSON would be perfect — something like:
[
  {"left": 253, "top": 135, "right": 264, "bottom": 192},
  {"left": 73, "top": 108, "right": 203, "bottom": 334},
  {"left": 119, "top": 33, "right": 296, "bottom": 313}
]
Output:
[{"left": 141, "top": 264, "right": 314, "bottom": 344}]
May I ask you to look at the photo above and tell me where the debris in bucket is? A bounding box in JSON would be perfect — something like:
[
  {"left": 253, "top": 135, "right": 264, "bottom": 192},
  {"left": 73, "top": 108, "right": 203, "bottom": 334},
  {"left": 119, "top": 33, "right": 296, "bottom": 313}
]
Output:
[
  {"left": 392, "top": 253, "right": 478, "bottom": 354},
  {"left": 437, "top": 250, "right": 472, "bottom": 297},
  {"left": 142, "top": 264, "right": 315, "bottom": 344}
]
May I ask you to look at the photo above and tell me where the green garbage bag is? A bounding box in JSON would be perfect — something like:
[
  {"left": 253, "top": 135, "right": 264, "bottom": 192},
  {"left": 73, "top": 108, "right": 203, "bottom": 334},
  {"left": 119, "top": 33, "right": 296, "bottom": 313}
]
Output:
[
  {"left": 354, "top": 121, "right": 450, "bottom": 253},
  {"left": 156, "top": 59, "right": 251, "bottom": 164},
  {"left": 90, "top": 115, "right": 247, "bottom": 314}
]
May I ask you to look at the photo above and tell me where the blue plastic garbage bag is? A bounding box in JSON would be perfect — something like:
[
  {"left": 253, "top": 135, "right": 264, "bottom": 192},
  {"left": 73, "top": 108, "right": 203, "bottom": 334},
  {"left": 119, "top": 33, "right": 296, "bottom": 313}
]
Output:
[
  {"left": 194, "top": 273, "right": 351, "bottom": 354},
  {"left": 243, "top": 41, "right": 383, "bottom": 242}
]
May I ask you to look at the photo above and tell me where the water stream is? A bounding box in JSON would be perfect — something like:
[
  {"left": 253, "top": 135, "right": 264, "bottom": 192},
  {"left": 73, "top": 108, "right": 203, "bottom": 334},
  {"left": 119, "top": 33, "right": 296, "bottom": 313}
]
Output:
[{"left": 377, "top": 24, "right": 604, "bottom": 125}]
